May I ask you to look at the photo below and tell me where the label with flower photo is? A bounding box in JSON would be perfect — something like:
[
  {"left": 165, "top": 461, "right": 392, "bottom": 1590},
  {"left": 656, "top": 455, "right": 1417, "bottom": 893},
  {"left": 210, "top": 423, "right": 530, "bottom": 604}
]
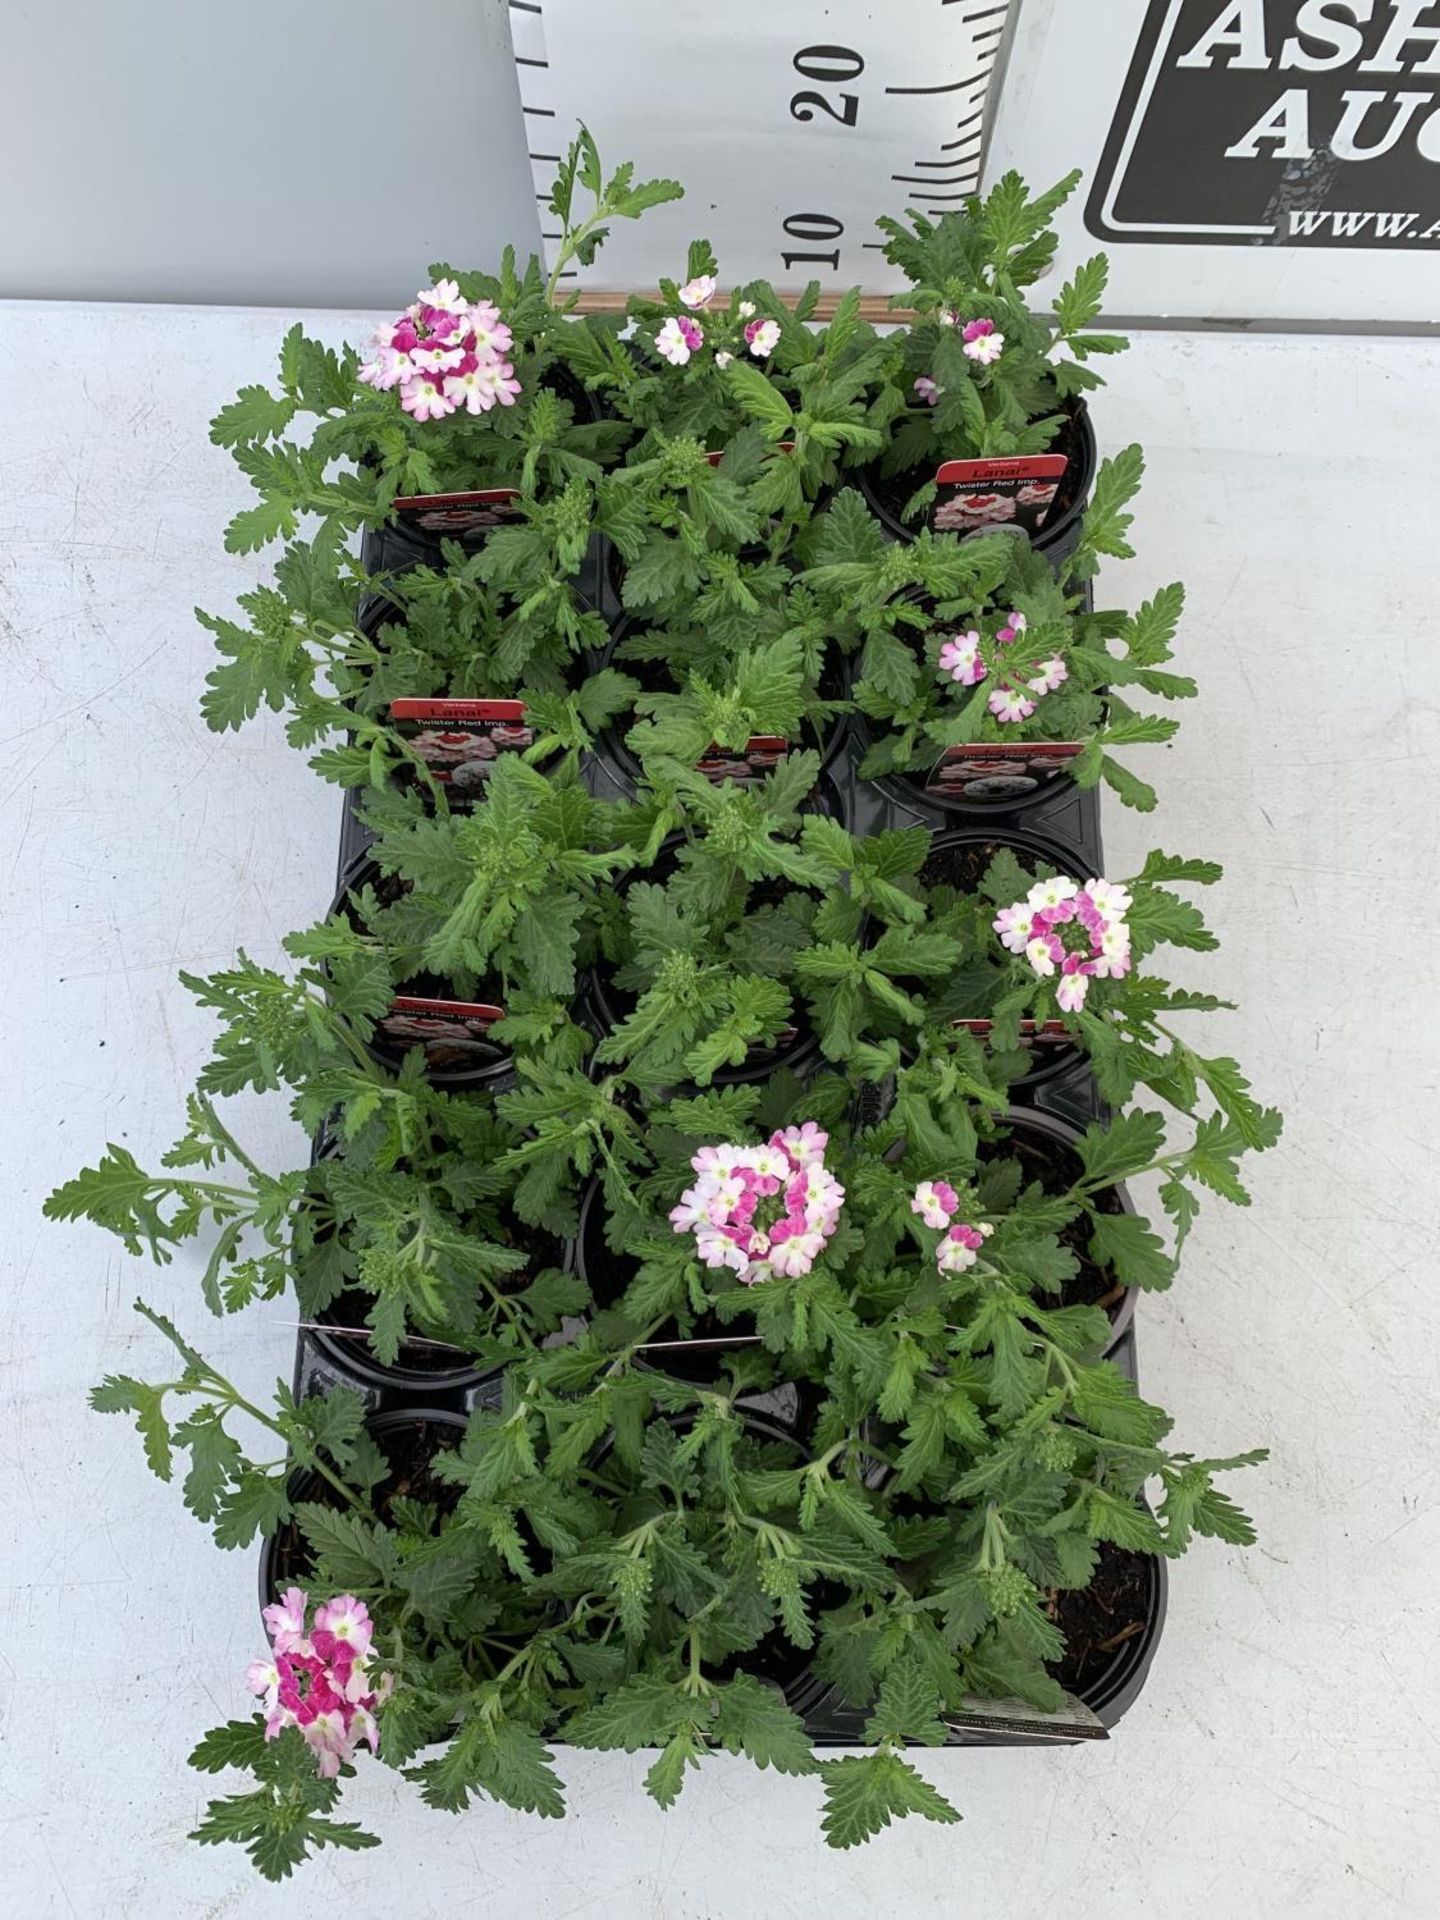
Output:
[
  {"left": 932, "top": 455, "right": 1069, "bottom": 539},
  {"left": 378, "top": 995, "right": 506, "bottom": 1062},
  {"left": 926, "top": 739, "right": 1084, "bottom": 801},
  {"left": 947, "top": 1694, "right": 1108, "bottom": 1742},
  {"left": 953, "top": 1017, "right": 1072, "bottom": 1046},
  {"left": 696, "top": 735, "right": 796, "bottom": 787},
  {"left": 389, "top": 699, "right": 535, "bottom": 798},
  {"left": 390, "top": 487, "right": 523, "bottom": 539}
]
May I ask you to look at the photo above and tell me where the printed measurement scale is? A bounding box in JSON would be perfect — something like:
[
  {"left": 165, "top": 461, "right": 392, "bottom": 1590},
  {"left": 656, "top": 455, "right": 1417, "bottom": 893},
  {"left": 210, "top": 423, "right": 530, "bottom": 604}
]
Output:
[{"left": 507, "top": 0, "right": 1014, "bottom": 292}]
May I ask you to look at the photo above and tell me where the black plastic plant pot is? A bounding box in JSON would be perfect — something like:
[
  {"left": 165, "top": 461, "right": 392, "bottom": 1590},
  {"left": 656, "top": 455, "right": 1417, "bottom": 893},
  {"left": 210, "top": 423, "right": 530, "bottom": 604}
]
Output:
[
  {"left": 591, "top": 1403, "right": 836, "bottom": 1712},
  {"left": 258, "top": 1406, "right": 468, "bottom": 1616},
  {"left": 330, "top": 854, "right": 518, "bottom": 1094},
  {"left": 801, "top": 1527, "right": 1167, "bottom": 1744},
  {"left": 301, "top": 1128, "right": 571, "bottom": 1400},
  {"left": 596, "top": 618, "right": 850, "bottom": 792},
  {"left": 911, "top": 1533, "right": 1167, "bottom": 1745},
  {"left": 333, "top": 601, "right": 568, "bottom": 812},
  {"left": 575, "top": 1179, "right": 770, "bottom": 1386},
  {"left": 309, "top": 1231, "right": 571, "bottom": 1400},
  {"left": 857, "top": 729, "right": 1084, "bottom": 820},
  {"left": 337, "top": 785, "right": 375, "bottom": 883},
  {"left": 305, "top": 1312, "right": 483, "bottom": 1402},
  {"left": 1051, "top": 1539, "right": 1169, "bottom": 1730},
  {"left": 585, "top": 835, "right": 824, "bottom": 1090},
  {"left": 846, "top": 580, "right": 1099, "bottom": 822},
  {"left": 360, "top": 365, "right": 604, "bottom": 578},
  {"left": 920, "top": 824, "right": 1090, "bottom": 1096},
  {"left": 854, "top": 397, "right": 1097, "bottom": 576},
  {"left": 306, "top": 1245, "right": 568, "bottom": 1404},
  {"left": 852, "top": 696, "right": 1084, "bottom": 822},
  {"left": 983, "top": 1104, "right": 1138, "bottom": 1354}
]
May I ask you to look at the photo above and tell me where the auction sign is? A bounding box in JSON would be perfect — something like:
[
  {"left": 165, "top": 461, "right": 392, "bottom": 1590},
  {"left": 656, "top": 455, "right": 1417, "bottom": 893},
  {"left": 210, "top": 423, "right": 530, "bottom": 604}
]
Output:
[{"left": 1089, "top": 1, "right": 1440, "bottom": 248}]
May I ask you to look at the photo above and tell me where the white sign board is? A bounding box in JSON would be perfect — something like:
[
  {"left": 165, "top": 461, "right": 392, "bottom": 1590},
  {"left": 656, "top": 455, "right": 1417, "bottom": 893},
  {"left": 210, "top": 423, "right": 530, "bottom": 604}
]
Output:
[
  {"left": 988, "top": 0, "right": 1440, "bottom": 325},
  {"left": 508, "top": 0, "right": 1017, "bottom": 291}
]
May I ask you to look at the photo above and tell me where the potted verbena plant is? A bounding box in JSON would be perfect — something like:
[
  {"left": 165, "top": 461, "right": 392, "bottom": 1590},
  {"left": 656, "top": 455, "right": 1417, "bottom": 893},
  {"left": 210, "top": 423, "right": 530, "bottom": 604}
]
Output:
[
  {"left": 81, "top": 1064, "right": 1266, "bottom": 1872},
  {"left": 45, "top": 128, "right": 1280, "bottom": 1884},
  {"left": 207, "top": 131, "right": 680, "bottom": 558},
  {"left": 843, "top": 171, "right": 1128, "bottom": 570},
  {"left": 804, "top": 448, "right": 1190, "bottom": 815}
]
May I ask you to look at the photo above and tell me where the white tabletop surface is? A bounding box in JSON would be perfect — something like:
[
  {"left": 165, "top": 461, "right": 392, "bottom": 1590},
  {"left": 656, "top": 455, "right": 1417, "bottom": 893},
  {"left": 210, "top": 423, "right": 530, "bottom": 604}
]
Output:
[{"left": 3, "top": 302, "right": 1437, "bottom": 1917}]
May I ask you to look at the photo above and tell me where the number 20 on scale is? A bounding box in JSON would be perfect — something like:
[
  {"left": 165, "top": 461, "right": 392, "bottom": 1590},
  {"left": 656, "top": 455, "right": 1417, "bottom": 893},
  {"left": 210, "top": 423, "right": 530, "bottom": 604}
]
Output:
[{"left": 782, "top": 44, "right": 863, "bottom": 276}]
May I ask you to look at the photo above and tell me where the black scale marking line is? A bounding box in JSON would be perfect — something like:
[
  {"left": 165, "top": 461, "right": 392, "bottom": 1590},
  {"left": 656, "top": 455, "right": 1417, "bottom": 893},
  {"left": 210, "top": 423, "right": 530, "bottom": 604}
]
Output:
[{"left": 886, "top": 76, "right": 988, "bottom": 95}]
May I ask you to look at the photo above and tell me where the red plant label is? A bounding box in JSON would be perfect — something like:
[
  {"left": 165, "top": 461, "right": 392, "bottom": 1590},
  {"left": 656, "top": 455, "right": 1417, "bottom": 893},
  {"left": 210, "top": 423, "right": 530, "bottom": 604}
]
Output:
[
  {"left": 696, "top": 735, "right": 795, "bottom": 787},
  {"left": 932, "top": 454, "right": 1068, "bottom": 538},
  {"left": 953, "top": 1018, "right": 1071, "bottom": 1043},
  {"left": 391, "top": 487, "right": 523, "bottom": 536},
  {"left": 379, "top": 995, "right": 506, "bottom": 1061},
  {"left": 926, "top": 739, "right": 1083, "bottom": 801},
  {"left": 389, "top": 698, "right": 534, "bottom": 797}
]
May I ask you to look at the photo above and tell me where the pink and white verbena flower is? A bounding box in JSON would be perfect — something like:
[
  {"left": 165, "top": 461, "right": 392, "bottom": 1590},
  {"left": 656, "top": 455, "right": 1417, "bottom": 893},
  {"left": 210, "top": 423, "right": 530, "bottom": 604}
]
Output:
[
  {"left": 913, "top": 375, "right": 942, "bottom": 406},
  {"left": 936, "top": 610, "right": 1065, "bottom": 721},
  {"left": 678, "top": 273, "right": 717, "bottom": 309},
  {"left": 962, "top": 318, "right": 1005, "bottom": 365},
  {"left": 937, "top": 629, "right": 985, "bottom": 687},
  {"left": 358, "top": 282, "right": 521, "bottom": 423},
  {"left": 992, "top": 876, "right": 1134, "bottom": 1013},
  {"left": 651, "top": 280, "right": 781, "bottom": 374},
  {"left": 670, "top": 1125, "right": 844, "bottom": 1284},
  {"left": 745, "top": 317, "right": 781, "bottom": 358},
  {"left": 909, "top": 1180, "right": 993, "bottom": 1273},
  {"left": 656, "top": 314, "right": 704, "bottom": 365},
  {"left": 248, "top": 1588, "right": 393, "bottom": 1780},
  {"left": 936, "top": 1220, "right": 993, "bottom": 1273},
  {"left": 988, "top": 685, "right": 1037, "bottom": 724},
  {"left": 1028, "top": 656, "right": 1068, "bottom": 695},
  {"left": 911, "top": 1179, "right": 959, "bottom": 1230}
]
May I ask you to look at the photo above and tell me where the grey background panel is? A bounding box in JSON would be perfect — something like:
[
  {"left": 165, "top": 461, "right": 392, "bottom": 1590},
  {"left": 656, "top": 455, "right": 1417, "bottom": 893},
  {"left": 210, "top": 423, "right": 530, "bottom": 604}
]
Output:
[{"left": 0, "top": 0, "right": 541, "bottom": 305}]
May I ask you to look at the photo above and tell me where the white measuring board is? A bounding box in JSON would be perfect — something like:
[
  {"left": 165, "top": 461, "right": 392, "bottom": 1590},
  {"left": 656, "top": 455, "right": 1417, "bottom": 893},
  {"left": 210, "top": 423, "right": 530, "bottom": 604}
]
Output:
[{"left": 507, "top": 0, "right": 1015, "bottom": 292}]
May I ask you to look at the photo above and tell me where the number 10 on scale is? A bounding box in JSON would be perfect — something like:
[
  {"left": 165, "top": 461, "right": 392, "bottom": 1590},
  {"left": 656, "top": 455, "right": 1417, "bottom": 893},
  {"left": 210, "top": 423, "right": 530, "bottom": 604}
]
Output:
[{"left": 782, "top": 44, "right": 863, "bottom": 276}]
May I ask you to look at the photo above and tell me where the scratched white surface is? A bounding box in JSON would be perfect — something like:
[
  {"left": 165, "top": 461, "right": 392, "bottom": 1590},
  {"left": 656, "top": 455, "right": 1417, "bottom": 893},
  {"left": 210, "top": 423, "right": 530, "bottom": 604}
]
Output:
[{"left": 2, "top": 304, "right": 1438, "bottom": 1917}]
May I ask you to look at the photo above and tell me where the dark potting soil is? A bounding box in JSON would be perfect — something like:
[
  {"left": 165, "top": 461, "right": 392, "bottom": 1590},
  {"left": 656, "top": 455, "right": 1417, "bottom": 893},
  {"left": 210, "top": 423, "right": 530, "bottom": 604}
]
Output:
[
  {"left": 866, "top": 403, "right": 1086, "bottom": 538},
  {"left": 269, "top": 1416, "right": 462, "bottom": 1592},
  {"left": 1046, "top": 1541, "right": 1152, "bottom": 1696},
  {"left": 919, "top": 835, "right": 1045, "bottom": 894},
  {"left": 986, "top": 1125, "right": 1126, "bottom": 1320}
]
